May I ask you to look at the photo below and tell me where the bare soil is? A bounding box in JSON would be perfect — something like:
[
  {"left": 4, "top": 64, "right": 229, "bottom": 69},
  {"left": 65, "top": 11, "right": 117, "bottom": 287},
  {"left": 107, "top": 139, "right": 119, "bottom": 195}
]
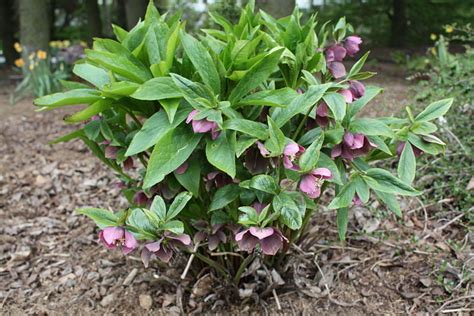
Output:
[{"left": 0, "top": 63, "right": 472, "bottom": 315}]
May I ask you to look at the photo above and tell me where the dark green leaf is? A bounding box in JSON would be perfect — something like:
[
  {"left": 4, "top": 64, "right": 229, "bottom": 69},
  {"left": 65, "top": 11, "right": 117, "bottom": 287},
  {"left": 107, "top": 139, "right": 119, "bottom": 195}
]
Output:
[
  {"left": 398, "top": 143, "right": 416, "bottom": 184},
  {"left": 365, "top": 168, "right": 420, "bottom": 196},
  {"left": 223, "top": 119, "right": 268, "bottom": 140},
  {"left": 76, "top": 208, "right": 118, "bottom": 228},
  {"left": 167, "top": 192, "right": 192, "bottom": 220},
  {"left": 209, "top": 184, "right": 242, "bottom": 211},
  {"left": 205, "top": 133, "right": 236, "bottom": 178}
]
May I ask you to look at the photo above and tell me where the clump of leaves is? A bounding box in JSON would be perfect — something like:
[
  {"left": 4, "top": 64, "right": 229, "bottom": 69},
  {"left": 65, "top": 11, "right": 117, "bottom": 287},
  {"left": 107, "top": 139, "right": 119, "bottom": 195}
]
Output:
[{"left": 35, "top": 0, "right": 452, "bottom": 284}]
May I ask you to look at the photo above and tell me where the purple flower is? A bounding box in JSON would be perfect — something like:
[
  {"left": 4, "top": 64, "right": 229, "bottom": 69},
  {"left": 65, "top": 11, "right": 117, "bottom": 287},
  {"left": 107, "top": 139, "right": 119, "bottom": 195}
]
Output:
[
  {"left": 316, "top": 102, "right": 331, "bottom": 127},
  {"left": 134, "top": 191, "right": 149, "bottom": 206},
  {"left": 245, "top": 146, "right": 269, "bottom": 175},
  {"left": 175, "top": 161, "right": 189, "bottom": 175},
  {"left": 235, "top": 227, "right": 288, "bottom": 256},
  {"left": 348, "top": 80, "right": 365, "bottom": 100},
  {"left": 252, "top": 202, "right": 267, "bottom": 214},
  {"left": 123, "top": 157, "right": 134, "bottom": 170},
  {"left": 283, "top": 142, "right": 305, "bottom": 170},
  {"left": 257, "top": 141, "right": 270, "bottom": 157},
  {"left": 325, "top": 44, "right": 347, "bottom": 78},
  {"left": 98, "top": 227, "right": 138, "bottom": 255},
  {"left": 186, "top": 110, "right": 220, "bottom": 140},
  {"left": 331, "top": 132, "right": 377, "bottom": 160},
  {"left": 397, "top": 142, "right": 423, "bottom": 157},
  {"left": 104, "top": 145, "right": 118, "bottom": 159},
  {"left": 204, "top": 171, "right": 236, "bottom": 191},
  {"left": 299, "top": 168, "right": 332, "bottom": 199},
  {"left": 352, "top": 193, "right": 363, "bottom": 206},
  {"left": 193, "top": 222, "right": 227, "bottom": 251},
  {"left": 141, "top": 233, "right": 192, "bottom": 266},
  {"left": 344, "top": 36, "right": 362, "bottom": 57},
  {"left": 339, "top": 89, "right": 354, "bottom": 103}
]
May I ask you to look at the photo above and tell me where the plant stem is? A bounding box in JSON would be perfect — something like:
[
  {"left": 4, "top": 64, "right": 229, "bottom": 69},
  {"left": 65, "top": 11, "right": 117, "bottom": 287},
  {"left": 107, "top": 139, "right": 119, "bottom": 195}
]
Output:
[
  {"left": 233, "top": 254, "right": 255, "bottom": 285},
  {"left": 292, "top": 102, "right": 317, "bottom": 140},
  {"left": 194, "top": 252, "right": 229, "bottom": 279}
]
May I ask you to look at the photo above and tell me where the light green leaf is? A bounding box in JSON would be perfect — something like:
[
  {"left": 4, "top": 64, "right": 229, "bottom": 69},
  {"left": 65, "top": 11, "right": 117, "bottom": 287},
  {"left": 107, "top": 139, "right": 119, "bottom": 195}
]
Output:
[
  {"left": 323, "top": 92, "right": 346, "bottom": 121},
  {"left": 34, "top": 89, "right": 101, "bottom": 108},
  {"left": 167, "top": 192, "right": 192, "bottom": 220},
  {"left": 223, "top": 119, "right": 268, "bottom": 140},
  {"left": 298, "top": 133, "right": 324, "bottom": 173},
  {"left": 398, "top": 143, "right": 416, "bottom": 184},
  {"left": 174, "top": 159, "right": 201, "bottom": 197},
  {"left": 238, "top": 88, "right": 297, "bottom": 107},
  {"left": 415, "top": 98, "right": 453, "bottom": 122},
  {"left": 65, "top": 99, "right": 113, "bottom": 123},
  {"left": 161, "top": 220, "right": 184, "bottom": 234},
  {"left": 272, "top": 191, "right": 303, "bottom": 230},
  {"left": 265, "top": 116, "right": 286, "bottom": 156},
  {"left": 347, "top": 51, "right": 370, "bottom": 78},
  {"left": 241, "top": 175, "right": 279, "bottom": 194},
  {"left": 76, "top": 208, "right": 118, "bottom": 228},
  {"left": 328, "top": 182, "right": 356, "bottom": 209},
  {"left": 131, "top": 77, "right": 182, "bottom": 100},
  {"left": 150, "top": 195, "right": 167, "bottom": 221},
  {"left": 349, "top": 118, "right": 394, "bottom": 137},
  {"left": 73, "top": 63, "right": 110, "bottom": 89},
  {"left": 365, "top": 168, "right": 421, "bottom": 196},
  {"left": 347, "top": 86, "right": 382, "bottom": 117},
  {"left": 374, "top": 190, "right": 402, "bottom": 217},
  {"left": 336, "top": 208, "right": 349, "bottom": 240}
]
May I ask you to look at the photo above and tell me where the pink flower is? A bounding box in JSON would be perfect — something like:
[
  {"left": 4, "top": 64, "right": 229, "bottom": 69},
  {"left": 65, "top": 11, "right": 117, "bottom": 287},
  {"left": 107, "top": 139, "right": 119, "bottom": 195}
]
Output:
[
  {"left": 397, "top": 142, "right": 423, "bottom": 157},
  {"left": 283, "top": 142, "right": 305, "bottom": 170},
  {"left": 331, "top": 132, "right": 377, "bottom": 160},
  {"left": 325, "top": 44, "right": 347, "bottom": 78},
  {"left": 352, "top": 194, "right": 363, "bottom": 206},
  {"left": 98, "top": 227, "right": 138, "bottom": 255},
  {"left": 104, "top": 145, "right": 118, "bottom": 159},
  {"left": 123, "top": 157, "right": 134, "bottom": 170},
  {"left": 344, "top": 36, "right": 362, "bottom": 56},
  {"left": 339, "top": 89, "right": 354, "bottom": 103},
  {"left": 186, "top": 110, "right": 220, "bottom": 140},
  {"left": 141, "top": 233, "right": 192, "bottom": 266},
  {"left": 299, "top": 168, "right": 332, "bottom": 199},
  {"left": 235, "top": 227, "right": 288, "bottom": 255},
  {"left": 251, "top": 202, "right": 267, "bottom": 214},
  {"left": 204, "top": 171, "right": 235, "bottom": 191}
]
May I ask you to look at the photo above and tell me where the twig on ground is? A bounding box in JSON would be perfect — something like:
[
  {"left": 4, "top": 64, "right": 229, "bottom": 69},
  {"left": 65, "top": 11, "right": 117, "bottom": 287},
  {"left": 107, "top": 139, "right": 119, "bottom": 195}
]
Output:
[
  {"left": 272, "top": 289, "right": 281, "bottom": 310},
  {"left": 435, "top": 294, "right": 474, "bottom": 313},
  {"left": 422, "top": 213, "right": 464, "bottom": 241},
  {"left": 415, "top": 197, "right": 428, "bottom": 234},
  {"left": 181, "top": 242, "right": 200, "bottom": 280}
]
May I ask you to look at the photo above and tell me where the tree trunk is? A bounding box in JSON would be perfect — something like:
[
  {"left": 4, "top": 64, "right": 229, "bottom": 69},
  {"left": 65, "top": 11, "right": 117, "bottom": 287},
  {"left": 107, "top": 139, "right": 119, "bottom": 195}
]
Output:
[
  {"left": 0, "top": 0, "right": 18, "bottom": 65},
  {"left": 19, "top": 0, "right": 50, "bottom": 54},
  {"left": 116, "top": 0, "right": 127, "bottom": 28},
  {"left": 255, "top": 0, "right": 295, "bottom": 18},
  {"left": 123, "top": 0, "right": 148, "bottom": 30},
  {"left": 390, "top": 0, "right": 406, "bottom": 47},
  {"left": 84, "top": 0, "right": 103, "bottom": 40}
]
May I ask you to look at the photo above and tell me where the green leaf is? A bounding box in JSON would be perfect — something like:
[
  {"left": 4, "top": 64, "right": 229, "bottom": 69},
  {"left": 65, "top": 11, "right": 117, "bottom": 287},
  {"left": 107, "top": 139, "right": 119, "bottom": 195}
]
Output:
[
  {"left": 241, "top": 175, "right": 279, "bottom": 194},
  {"left": 349, "top": 118, "right": 394, "bottom": 137},
  {"left": 126, "top": 106, "right": 191, "bottom": 156},
  {"left": 415, "top": 98, "right": 453, "bottom": 122},
  {"left": 265, "top": 116, "right": 286, "bottom": 156},
  {"left": 410, "top": 121, "right": 437, "bottom": 135},
  {"left": 328, "top": 182, "right": 356, "bottom": 209},
  {"left": 131, "top": 77, "right": 182, "bottom": 100},
  {"left": 101, "top": 81, "right": 140, "bottom": 97},
  {"left": 143, "top": 126, "right": 202, "bottom": 189},
  {"left": 180, "top": 31, "right": 221, "bottom": 95},
  {"left": 205, "top": 133, "right": 236, "bottom": 178},
  {"left": 209, "top": 184, "right": 242, "bottom": 211},
  {"left": 347, "top": 86, "right": 382, "bottom": 117},
  {"left": 336, "top": 208, "right": 349, "bottom": 240},
  {"left": 235, "top": 136, "right": 258, "bottom": 157},
  {"left": 34, "top": 89, "right": 101, "bottom": 108},
  {"left": 347, "top": 51, "right": 369, "bottom": 78},
  {"left": 73, "top": 63, "right": 110, "bottom": 89},
  {"left": 323, "top": 92, "right": 346, "bottom": 121},
  {"left": 398, "top": 143, "right": 416, "bottom": 185},
  {"left": 365, "top": 168, "right": 421, "bottom": 196},
  {"left": 49, "top": 129, "right": 84, "bottom": 144},
  {"left": 273, "top": 191, "right": 303, "bottom": 230},
  {"left": 353, "top": 175, "right": 370, "bottom": 203},
  {"left": 374, "top": 190, "right": 402, "bottom": 217},
  {"left": 223, "top": 119, "right": 268, "bottom": 140},
  {"left": 298, "top": 133, "right": 324, "bottom": 173},
  {"left": 271, "top": 83, "right": 332, "bottom": 127},
  {"left": 174, "top": 159, "right": 201, "bottom": 197},
  {"left": 407, "top": 133, "right": 442, "bottom": 155},
  {"left": 167, "top": 192, "right": 192, "bottom": 220},
  {"left": 229, "top": 47, "right": 284, "bottom": 104},
  {"left": 150, "top": 195, "right": 167, "bottom": 221},
  {"left": 366, "top": 136, "right": 392, "bottom": 155},
  {"left": 126, "top": 208, "right": 156, "bottom": 238},
  {"left": 160, "top": 98, "right": 181, "bottom": 123},
  {"left": 238, "top": 88, "right": 297, "bottom": 107},
  {"left": 76, "top": 208, "right": 118, "bottom": 228},
  {"left": 161, "top": 220, "right": 184, "bottom": 234},
  {"left": 65, "top": 99, "right": 113, "bottom": 123}
]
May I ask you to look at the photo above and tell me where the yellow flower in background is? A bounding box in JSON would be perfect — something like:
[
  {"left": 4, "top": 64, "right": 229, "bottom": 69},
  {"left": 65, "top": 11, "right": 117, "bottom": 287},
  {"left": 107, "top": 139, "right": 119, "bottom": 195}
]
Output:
[
  {"left": 80, "top": 41, "right": 88, "bottom": 48},
  {"left": 49, "top": 41, "right": 58, "bottom": 48},
  {"left": 37, "top": 50, "right": 47, "bottom": 60},
  {"left": 14, "top": 42, "right": 22, "bottom": 53},
  {"left": 14, "top": 58, "right": 25, "bottom": 68},
  {"left": 431, "top": 47, "right": 437, "bottom": 55},
  {"left": 29, "top": 63, "right": 34, "bottom": 71},
  {"left": 63, "top": 40, "right": 71, "bottom": 48},
  {"left": 430, "top": 33, "right": 437, "bottom": 41},
  {"left": 445, "top": 25, "right": 454, "bottom": 33},
  {"left": 29, "top": 52, "right": 35, "bottom": 60}
]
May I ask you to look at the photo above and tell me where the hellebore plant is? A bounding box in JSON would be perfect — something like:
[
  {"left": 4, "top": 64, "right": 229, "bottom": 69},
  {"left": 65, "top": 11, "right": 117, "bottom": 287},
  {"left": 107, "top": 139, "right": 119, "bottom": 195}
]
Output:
[{"left": 35, "top": 1, "right": 452, "bottom": 284}]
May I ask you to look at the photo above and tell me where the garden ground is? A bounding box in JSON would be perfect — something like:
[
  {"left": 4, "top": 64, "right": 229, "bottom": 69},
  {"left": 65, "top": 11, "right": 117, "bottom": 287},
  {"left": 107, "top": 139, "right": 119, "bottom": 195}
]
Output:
[{"left": 0, "top": 61, "right": 472, "bottom": 314}]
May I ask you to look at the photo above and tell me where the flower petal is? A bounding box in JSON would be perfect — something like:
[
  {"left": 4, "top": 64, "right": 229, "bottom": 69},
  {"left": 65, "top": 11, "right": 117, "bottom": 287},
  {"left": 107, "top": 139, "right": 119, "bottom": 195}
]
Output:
[
  {"left": 186, "top": 109, "right": 198, "bottom": 124},
  {"left": 260, "top": 234, "right": 283, "bottom": 255},
  {"left": 249, "top": 227, "right": 274, "bottom": 240},
  {"left": 311, "top": 167, "right": 332, "bottom": 179},
  {"left": 102, "top": 227, "right": 124, "bottom": 245}
]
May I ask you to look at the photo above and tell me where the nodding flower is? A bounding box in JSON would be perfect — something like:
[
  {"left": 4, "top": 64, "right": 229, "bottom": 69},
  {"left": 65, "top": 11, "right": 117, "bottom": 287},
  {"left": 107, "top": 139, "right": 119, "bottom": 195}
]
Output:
[
  {"left": 235, "top": 227, "right": 288, "bottom": 256},
  {"left": 325, "top": 44, "right": 347, "bottom": 78},
  {"left": 344, "top": 36, "right": 362, "bottom": 56},
  {"left": 397, "top": 142, "right": 423, "bottom": 157},
  {"left": 141, "top": 233, "right": 192, "bottom": 266},
  {"left": 339, "top": 80, "right": 366, "bottom": 103},
  {"left": 98, "top": 227, "right": 138, "bottom": 255},
  {"left": 331, "top": 132, "right": 377, "bottom": 161},
  {"left": 186, "top": 110, "right": 220, "bottom": 140},
  {"left": 193, "top": 221, "right": 227, "bottom": 251},
  {"left": 299, "top": 168, "right": 332, "bottom": 199}
]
